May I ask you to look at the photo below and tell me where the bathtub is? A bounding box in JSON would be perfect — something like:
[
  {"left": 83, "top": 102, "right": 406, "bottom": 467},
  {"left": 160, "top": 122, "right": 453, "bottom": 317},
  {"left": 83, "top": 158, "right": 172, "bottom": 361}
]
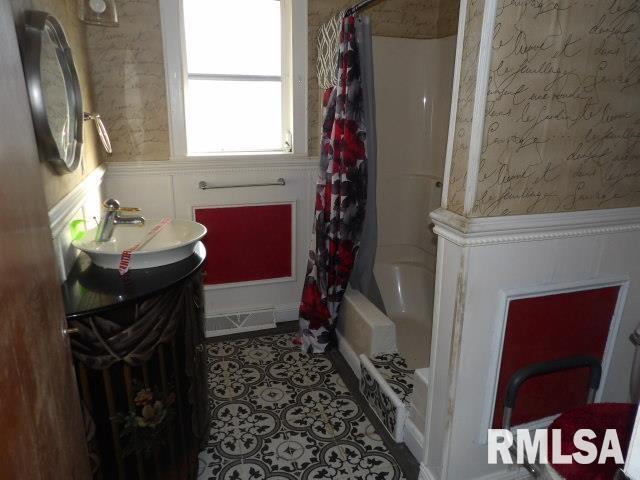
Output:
[
  {"left": 374, "top": 256, "right": 434, "bottom": 368},
  {"left": 338, "top": 245, "right": 435, "bottom": 369},
  {"left": 335, "top": 33, "right": 454, "bottom": 456},
  {"left": 337, "top": 246, "right": 435, "bottom": 455}
]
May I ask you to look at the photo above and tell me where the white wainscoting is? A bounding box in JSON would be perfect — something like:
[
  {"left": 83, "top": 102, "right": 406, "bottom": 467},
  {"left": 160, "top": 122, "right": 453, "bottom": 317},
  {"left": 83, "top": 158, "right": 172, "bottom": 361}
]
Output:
[
  {"left": 422, "top": 206, "right": 640, "bottom": 480},
  {"left": 479, "top": 277, "right": 628, "bottom": 444},
  {"left": 104, "top": 157, "right": 318, "bottom": 334},
  {"left": 48, "top": 165, "right": 106, "bottom": 281}
]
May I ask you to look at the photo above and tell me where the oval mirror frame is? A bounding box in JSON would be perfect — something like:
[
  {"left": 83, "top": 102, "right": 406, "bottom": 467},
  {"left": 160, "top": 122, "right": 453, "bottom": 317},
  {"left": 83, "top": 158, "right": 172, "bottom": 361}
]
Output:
[{"left": 23, "top": 10, "right": 83, "bottom": 174}]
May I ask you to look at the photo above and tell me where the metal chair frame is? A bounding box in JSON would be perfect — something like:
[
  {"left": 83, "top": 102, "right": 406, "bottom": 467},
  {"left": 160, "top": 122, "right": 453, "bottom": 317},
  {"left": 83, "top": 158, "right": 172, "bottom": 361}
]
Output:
[{"left": 502, "top": 356, "right": 603, "bottom": 478}]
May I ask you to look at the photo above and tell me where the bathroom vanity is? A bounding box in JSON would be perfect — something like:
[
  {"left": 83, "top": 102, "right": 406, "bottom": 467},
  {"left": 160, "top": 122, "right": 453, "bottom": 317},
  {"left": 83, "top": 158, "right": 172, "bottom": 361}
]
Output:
[{"left": 62, "top": 242, "right": 208, "bottom": 479}]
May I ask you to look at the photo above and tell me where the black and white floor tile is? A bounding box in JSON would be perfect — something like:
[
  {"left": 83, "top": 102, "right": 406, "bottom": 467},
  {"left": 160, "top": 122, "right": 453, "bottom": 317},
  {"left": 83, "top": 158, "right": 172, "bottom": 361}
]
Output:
[
  {"left": 369, "top": 353, "right": 415, "bottom": 404},
  {"left": 359, "top": 353, "right": 415, "bottom": 441},
  {"left": 198, "top": 331, "right": 410, "bottom": 480}
]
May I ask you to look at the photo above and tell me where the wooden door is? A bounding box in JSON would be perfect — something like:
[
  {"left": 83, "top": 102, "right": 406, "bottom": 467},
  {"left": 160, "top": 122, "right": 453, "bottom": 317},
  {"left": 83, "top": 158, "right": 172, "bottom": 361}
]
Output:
[{"left": 0, "top": 1, "right": 91, "bottom": 478}]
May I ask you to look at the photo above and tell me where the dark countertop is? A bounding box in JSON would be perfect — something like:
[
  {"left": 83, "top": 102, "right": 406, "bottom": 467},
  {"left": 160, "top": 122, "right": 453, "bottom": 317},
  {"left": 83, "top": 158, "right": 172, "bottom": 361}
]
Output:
[{"left": 63, "top": 241, "right": 206, "bottom": 319}]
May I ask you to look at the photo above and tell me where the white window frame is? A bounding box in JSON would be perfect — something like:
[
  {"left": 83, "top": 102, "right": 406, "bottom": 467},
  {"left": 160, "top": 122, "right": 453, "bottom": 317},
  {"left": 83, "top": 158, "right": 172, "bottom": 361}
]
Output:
[{"left": 159, "top": 0, "right": 308, "bottom": 158}]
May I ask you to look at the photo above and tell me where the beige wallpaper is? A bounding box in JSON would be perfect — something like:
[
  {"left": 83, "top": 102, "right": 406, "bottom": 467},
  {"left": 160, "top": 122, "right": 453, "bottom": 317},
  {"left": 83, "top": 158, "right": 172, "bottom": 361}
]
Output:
[
  {"left": 445, "top": 0, "right": 483, "bottom": 214},
  {"left": 81, "top": 0, "right": 459, "bottom": 161},
  {"left": 472, "top": 0, "right": 640, "bottom": 216},
  {"left": 85, "top": 0, "right": 170, "bottom": 162},
  {"left": 308, "top": 0, "right": 460, "bottom": 154},
  {"left": 10, "top": 0, "right": 102, "bottom": 209}
]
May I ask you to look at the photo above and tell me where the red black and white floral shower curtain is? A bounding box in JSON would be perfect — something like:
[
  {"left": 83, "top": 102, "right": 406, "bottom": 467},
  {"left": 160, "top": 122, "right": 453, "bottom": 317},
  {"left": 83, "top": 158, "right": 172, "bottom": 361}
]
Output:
[{"left": 298, "top": 16, "right": 368, "bottom": 353}]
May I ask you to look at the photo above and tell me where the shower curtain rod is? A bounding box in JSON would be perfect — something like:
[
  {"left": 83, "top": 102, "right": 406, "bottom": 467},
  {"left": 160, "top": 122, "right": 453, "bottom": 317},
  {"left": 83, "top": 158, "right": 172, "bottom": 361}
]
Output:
[{"left": 344, "top": 0, "right": 385, "bottom": 17}]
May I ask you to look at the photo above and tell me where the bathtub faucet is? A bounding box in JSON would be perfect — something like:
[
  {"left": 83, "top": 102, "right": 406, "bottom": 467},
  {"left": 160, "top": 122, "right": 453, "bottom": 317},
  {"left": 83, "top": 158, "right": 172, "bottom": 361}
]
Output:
[{"left": 94, "top": 198, "right": 145, "bottom": 242}]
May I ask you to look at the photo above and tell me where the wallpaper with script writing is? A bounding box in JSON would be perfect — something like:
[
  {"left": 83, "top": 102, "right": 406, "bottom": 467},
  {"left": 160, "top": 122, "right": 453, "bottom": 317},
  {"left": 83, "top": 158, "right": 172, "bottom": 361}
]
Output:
[
  {"left": 83, "top": 0, "right": 459, "bottom": 161},
  {"left": 86, "top": 0, "right": 170, "bottom": 162},
  {"left": 473, "top": 0, "right": 640, "bottom": 216},
  {"left": 446, "top": 0, "right": 485, "bottom": 214}
]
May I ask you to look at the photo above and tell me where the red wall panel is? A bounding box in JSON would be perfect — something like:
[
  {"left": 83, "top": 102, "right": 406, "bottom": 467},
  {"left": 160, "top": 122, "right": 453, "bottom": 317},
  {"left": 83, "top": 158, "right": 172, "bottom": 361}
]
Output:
[
  {"left": 194, "top": 204, "right": 293, "bottom": 285},
  {"left": 492, "top": 286, "right": 620, "bottom": 428}
]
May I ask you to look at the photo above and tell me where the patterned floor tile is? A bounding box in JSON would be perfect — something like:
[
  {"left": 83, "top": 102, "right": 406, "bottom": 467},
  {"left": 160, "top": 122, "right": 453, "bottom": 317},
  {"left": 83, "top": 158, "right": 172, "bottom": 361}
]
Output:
[
  {"left": 248, "top": 381, "right": 298, "bottom": 411},
  {"left": 281, "top": 388, "right": 361, "bottom": 442},
  {"left": 199, "top": 332, "right": 407, "bottom": 480},
  {"left": 208, "top": 400, "right": 280, "bottom": 459},
  {"left": 349, "top": 411, "right": 388, "bottom": 452},
  {"left": 267, "top": 350, "right": 334, "bottom": 389},
  {"left": 304, "top": 441, "right": 404, "bottom": 480},
  {"left": 370, "top": 353, "right": 415, "bottom": 403},
  {"left": 260, "top": 430, "right": 321, "bottom": 472}
]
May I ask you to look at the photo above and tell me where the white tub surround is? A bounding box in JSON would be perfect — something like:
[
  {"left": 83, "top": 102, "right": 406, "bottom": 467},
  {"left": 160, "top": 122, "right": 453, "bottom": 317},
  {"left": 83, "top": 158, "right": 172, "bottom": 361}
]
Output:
[
  {"left": 103, "top": 156, "right": 317, "bottom": 335},
  {"left": 338, "top": 289, "right": 397, "bottom": 360},
  {"left": 374, "top": 34, "right": 456, "bottom": 288},
  {"left": 421, "top": 206, "right": 640, "bottom": 480},
  {"left": 336, "top": 35, "right": 456, "bottom": 458}
]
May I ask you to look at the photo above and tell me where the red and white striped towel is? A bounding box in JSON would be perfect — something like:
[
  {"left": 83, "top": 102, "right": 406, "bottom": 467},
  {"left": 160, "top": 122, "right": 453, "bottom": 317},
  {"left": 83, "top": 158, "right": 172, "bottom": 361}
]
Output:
[{"left": 119, "top": 218, "right": 172, "bottom": 275}]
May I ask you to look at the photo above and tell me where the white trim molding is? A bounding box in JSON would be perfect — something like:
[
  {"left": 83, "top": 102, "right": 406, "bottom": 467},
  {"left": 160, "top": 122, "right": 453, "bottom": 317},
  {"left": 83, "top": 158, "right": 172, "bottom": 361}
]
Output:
[
  {"left": 105, "top": 155, "right": 318, "bottom": 175},
  {"left": 158, "top": 0, "right": 187, "bottom": 156},
  {"left": 430, "top": 206, "right": 640, "bottom": 247},
  {"left": 49, "top": 165, "right": 105, "bottom": 238},
  {"left": 48, "top": 165, "right": 106, "bottom": 280},
  {"left": 158, "top": 0, "right": 308, "bottom": 158},
  {"left": 440, "top": 0, "right": 467, "bottom": 210},
  {"left": 463, "top": 0, "right": 498, "bottom": 214}
]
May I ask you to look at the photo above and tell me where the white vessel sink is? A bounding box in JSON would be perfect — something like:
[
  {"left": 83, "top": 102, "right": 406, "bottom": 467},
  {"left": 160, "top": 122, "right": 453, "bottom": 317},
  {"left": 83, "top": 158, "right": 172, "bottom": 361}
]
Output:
[{"left": 73, "top": 219, "right": 207, "bottom": 270}]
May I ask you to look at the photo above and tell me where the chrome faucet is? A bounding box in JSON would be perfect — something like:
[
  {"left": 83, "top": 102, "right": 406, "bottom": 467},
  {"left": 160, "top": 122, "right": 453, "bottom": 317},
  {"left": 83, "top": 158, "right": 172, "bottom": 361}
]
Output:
[{"left": 95, "top": 198, "right": 145, "bottom": 242}]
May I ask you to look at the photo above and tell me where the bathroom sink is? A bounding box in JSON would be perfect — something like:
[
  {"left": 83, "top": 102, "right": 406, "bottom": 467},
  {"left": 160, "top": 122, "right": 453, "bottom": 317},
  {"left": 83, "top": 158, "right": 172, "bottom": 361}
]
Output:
[{"left": 73, "top": 218, "right": 207, "bottom": 270}]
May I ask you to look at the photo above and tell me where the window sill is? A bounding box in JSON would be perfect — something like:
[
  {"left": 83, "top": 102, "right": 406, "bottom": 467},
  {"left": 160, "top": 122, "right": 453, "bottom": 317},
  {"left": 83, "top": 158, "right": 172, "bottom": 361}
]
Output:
[
  {"left": 178, "top": 151, "right": 312, "bottom": 164},
  {"left": 105, "top": 154, "right": 319, "bottom": 175},
  {"left": 186, "top": 150, "right": 287, "bottom": 158}
]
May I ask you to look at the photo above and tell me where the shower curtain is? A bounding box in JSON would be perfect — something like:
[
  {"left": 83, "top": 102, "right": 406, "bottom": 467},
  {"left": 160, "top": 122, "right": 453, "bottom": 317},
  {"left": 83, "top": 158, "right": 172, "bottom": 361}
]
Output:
[{"left": 298, "top": 16, "right": 376, "bottom": 353}]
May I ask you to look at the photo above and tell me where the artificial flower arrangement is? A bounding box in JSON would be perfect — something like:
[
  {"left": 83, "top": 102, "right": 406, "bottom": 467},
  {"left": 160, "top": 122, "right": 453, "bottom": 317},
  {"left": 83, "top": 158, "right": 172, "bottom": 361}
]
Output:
[{"left": 116, "top": 382, "right": 176, "bottom": 458}]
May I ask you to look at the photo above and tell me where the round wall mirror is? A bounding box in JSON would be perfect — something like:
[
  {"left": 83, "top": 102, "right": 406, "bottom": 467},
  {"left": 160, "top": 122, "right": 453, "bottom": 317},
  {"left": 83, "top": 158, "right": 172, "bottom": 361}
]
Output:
[{"left": 23, "top": 10, "right": 83, "bottom": 174}]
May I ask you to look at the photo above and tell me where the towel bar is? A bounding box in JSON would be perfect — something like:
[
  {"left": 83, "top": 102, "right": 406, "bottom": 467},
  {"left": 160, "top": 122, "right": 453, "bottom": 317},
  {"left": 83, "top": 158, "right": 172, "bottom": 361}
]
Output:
[{"left": 198, "top": 178, "right": 286, "bottom": 190}]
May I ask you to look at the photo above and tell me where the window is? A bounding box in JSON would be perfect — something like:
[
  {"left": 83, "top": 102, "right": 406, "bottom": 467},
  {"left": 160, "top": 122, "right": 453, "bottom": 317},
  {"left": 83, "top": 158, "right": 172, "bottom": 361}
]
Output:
[{"left": 160, "top": 0, "right": 307, "bottom": 157}]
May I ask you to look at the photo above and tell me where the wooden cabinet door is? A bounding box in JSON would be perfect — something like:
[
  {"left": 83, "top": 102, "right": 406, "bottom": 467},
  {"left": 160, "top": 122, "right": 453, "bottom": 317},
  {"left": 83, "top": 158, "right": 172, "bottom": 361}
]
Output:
[{"left": 0, "top": 2, "right": 91, "bottom": 478}]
